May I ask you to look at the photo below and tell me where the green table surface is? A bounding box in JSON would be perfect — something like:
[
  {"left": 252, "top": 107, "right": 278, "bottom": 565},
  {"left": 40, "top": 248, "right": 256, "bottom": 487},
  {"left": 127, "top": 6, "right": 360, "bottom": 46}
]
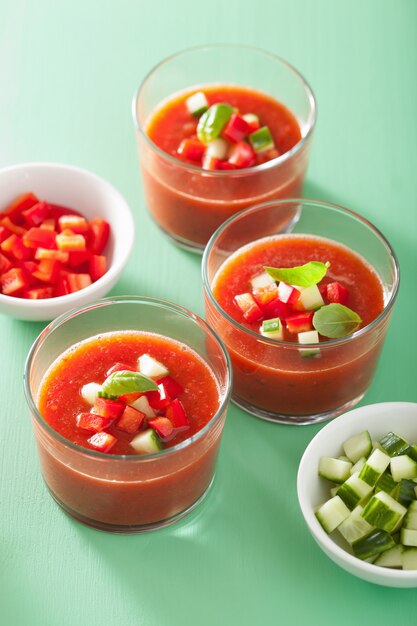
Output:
[{"left": 1, "top": 0, "right": 417, "bottom": 624}]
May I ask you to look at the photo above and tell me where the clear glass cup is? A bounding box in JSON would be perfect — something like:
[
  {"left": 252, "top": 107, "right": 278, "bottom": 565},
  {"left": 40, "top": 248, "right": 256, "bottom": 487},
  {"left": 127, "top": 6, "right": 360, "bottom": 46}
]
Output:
[
  {"left": 24, "top": 297, "right": 232, "bottom": 533},
  {"left": 202, "top": 199, "right": 399, "bottom": 425},
  {"left": 132, "top": 45, "right": 316, "bottom": 252}
]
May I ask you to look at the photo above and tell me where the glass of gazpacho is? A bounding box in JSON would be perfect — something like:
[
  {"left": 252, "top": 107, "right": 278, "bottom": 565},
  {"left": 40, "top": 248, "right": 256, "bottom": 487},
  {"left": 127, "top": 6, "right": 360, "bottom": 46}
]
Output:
[
  {"left": 202, "top": 199, "right": 399, "bottom": 425},
  {"left": 132, "top": 45, "right": 316, "bottom": 252},
  {"left": 24, "top": 296, "right": 231, "bottom": 532}
]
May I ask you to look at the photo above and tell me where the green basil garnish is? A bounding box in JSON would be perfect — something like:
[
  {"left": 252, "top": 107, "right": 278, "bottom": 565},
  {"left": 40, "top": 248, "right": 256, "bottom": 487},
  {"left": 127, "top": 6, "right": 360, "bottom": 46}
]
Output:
[
  {"left": 101, "top": 370, "right": 158, "bottom": 397},
  {"left": 264, "top": 261, "right": 330, "bottom": 288},
  {"left": 313, "top": 304, "right": 362, "bottom": 338},
  {"left": 197, "top": 103, "right": 233, "bottom": 144}
]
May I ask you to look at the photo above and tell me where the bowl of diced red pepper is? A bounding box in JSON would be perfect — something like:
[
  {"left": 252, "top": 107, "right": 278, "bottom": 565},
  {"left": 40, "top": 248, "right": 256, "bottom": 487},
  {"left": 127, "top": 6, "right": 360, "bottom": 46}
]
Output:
[{"left": 0, "top": 162, "right": 134, "bottom": 321}]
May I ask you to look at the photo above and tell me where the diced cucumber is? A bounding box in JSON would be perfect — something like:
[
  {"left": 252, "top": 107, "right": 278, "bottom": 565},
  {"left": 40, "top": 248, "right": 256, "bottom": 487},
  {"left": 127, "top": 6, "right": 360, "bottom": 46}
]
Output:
[
  {"left": 343, "top": 430, "right": 372, "bottom": 463},
  {"left": 315, "top": 495, "right": 350, "bottom": 533},
  {"left": 297, "top": 284, "right": 325, "bottom": 311},
  {"left": 330, "top": 486, "right": 339, "bottom": 497},
  {"left": 375, "top": 471, "right": 397, "bottom": 496},
  {"left": 81, "top": 382, "right": 102, "bottom": 405},
  {"left": 372, "top": 439, "right": 384, "bottom": 453},
  {"left": 358, "top": 448, "right": 391, "bottom": 486},
  {"left": 249, "top": 126, "right": 274, "bottom": 153},
  {"left": 129, "top": 394, "right": 156, "bottom": 418},
  {"left": 380, "top": 432, "right": 412, "bottom": 457},
  {"left": 396, "top": 479, "right": 416, "bottom": 507},
  {"left": 185, "top": 91, "right": 208, "bottom": 117},
  {"left": 350, "top": 457, "right": 366, "bottom": 475},
  {"left": 242, "top": 113, "right": 260, "bottom": 127},
  {"left": 402, "top": 547, "right": 417, "bottom": 570},
  {"left": 400, "top": 528, "right": 417, "bottom": 547},
  {"left": 250, "top": 271, "right": 275, "bottom": 290},
  {"left": 403, "top": 501, "right": 417, "bottom": 530},
  {"left": 206, "top": 138, "right": 229, "bottom": 160},
  {"left": 130, "top": 429, "right": 162, "bottom": 454},
  {"left": 408, "top": 445, "right": 417, "bottom": 462},
  {"left": 337, "top": 505, "right": 373, "bottom": 544},
  {"left": 260, "top": 318, "right": 283, "bottom": 340},
  {"left": 361, "top": 491, "right": 407, "bottom": 533},
  {"left": 138, "top": 354, "right": 169, "bottom": 379},
  {"left": 319, "top": 457, "right": 352, "bottom": 483},
  {"left": 374, "top": 544, "right": 403, "bottom": 568},
  {"left": 390, "top": 455, "right": 417, "bottom": 482},
  {"left": 337, "top": 471, "right": 373, "bottom": 510},
  {"left": 352, "top": 529, "right": 396, "bottom": 560},
  {"left": 298, "top": 330, "right": 320, "bottom": 358},
  {"left": 338, "top": 455, "right": 351, "bottom": 463}
]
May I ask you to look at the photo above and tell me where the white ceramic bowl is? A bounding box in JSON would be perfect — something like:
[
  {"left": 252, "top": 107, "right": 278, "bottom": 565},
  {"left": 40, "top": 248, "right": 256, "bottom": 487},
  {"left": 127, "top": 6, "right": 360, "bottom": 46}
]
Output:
[
  {"left": 297, "top": 402, "right": 417, "bottom": 587},
  {"left": 0, "top": 162, "right": 134, "bottom": 321}
]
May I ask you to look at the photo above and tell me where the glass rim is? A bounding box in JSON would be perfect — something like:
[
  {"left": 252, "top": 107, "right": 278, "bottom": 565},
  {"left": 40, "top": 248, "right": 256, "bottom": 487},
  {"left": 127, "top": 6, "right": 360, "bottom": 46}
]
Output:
[
  {"left": 23, "top": 295, "right": 233, "bottom": 461},
  {"left": 132, "top": 43, "right": 317, "bottom": 177},
  {"left": 202, "top": 198, "right": 400, "bottom": 348}
]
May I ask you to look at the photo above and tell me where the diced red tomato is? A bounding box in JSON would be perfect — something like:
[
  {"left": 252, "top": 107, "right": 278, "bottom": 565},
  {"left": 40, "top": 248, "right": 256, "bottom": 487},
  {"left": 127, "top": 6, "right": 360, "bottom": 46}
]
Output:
[
  {"left": 234, "top": 292, "right": 264, "bottom": 323},
  {"left": 148, "top": 416, "right": 174, "bottom": 441},
  {"left": 66, "top": 273, "right": 92, "bottom": 293},
  {"left": 222, "top": 114, "right": 250, "bottom": 143},
  {"left": 89, "top": 255, "right": 106, "bottom": 281},
  {"left": 106, "top": 362, "right": 137, "bottom": 377},
  {"left": 93, "top": 397, "right": 125, "bottom": 420},
  {"left": 116, "top": 406, "right": 146, "bottom": 434},
  {"left": 165, "top": 398, "right": 190, "bottom": 431},
  {"left": 0, "top": 217, "right": 27, "bottom": 236},
  {"left": 24, "top": 287, "right": 54, "bottom": 300},
  {"left": 89, "top": 218, "right": 110, "bottom": 255},
  {"left": 146, "top": 383, "right": 171, "bottom": 410},
  {"left": 76, "top": 412, "right": 114, "bottom": 432},
  {"left": 285, "top": 311, "right": 314, "bottom": 334},
  {"left": 1, "top": 267, "right": 29, "bottom": 295},
  {"left": 56, "top": 230, "right": 86, "bottom": 252},
  {"left": 23, "top": 227, "right": 56, "bottom": 250},
  {"left": 35, "top": 248, "right": 69, "bottom": 263},
  {"left": 0, "top": 252, "right": 12, "bottom": 274},
  {"left": 253, "top": 283, "right": 279, "bottom": 309},
  {"left": 22, "top": 201, "right": 49, "bottom": 227},
  {"left": 87, "top": 431, "right": 117, "bottom": 452},
  {"left": 177, "top": 138, "right": 205, "bottom": 161},
  {"left": 156, "top": 375, "right": 184, "bottom": 399},
  {"left": 326, "top": 281, "right": 349, "bottom": 305},
  {"left": 228, "top": 142, "right": 256, "bottom": 168},
  {"left": 32, "top": 259, "right": 60, "bottom": 284},
  {"left": 1, "top": 192, "right": 39, "bottom": 221},
  {"left": 277, "top": 282, "right": 301, "bottom": 306},
  {"left": 58, "top": 214, "right": 89, "bottom": 234}
]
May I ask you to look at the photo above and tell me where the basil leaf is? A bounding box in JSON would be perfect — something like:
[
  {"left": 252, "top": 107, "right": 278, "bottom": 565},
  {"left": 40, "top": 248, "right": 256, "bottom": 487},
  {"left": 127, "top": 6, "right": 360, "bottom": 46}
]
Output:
[
  {"left": 101, "top": 370, "right": 158, "bottom": 397},
  {"left": 264, "top": 261, "right": 330, "bottom": 288},
  {"left": 313, "top": 304, "right": 362, "bottom": 338},
  {"left": 197, "top": 103, "right": 233, "bottom": 144}
]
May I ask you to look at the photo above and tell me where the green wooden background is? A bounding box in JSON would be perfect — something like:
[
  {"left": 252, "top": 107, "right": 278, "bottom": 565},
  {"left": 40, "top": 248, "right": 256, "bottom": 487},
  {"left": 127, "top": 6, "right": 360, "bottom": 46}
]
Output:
[{"left": 1, "top": 1, "right": 416, "bottom": 624}]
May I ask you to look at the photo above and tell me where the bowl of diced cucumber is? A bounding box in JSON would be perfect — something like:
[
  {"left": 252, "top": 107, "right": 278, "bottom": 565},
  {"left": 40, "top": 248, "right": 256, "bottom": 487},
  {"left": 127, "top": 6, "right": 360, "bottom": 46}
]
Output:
[{"left": 297, "top": 402, "right": 417, "bottom": 587}]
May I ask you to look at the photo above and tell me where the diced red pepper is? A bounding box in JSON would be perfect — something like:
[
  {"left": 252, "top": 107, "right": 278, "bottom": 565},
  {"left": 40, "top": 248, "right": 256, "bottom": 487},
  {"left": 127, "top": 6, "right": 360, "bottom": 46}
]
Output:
[
  {"left": 0, "top": 217, "right": 27, "bottom": 236},
  {"left": 67, "top": 250, "right": 91, "bottom": 268},
  {"left": 40, "top": 218, "right": 56, "bottom": 231},
  {"left": 326, "top": 282, "right": 349, "bottom": 305},
  {"left": 177, "top": 138, "right": 205, "bottom": 162},
  {"left": 165, "top": 398, "right": 190, "bottom": 431},
  {"left": 253, "top": 283, "right": 279, "bottom": 309},
  {"left": 244, "top": 114, "right": 261, "bottom": 134},
  {"left": 66, "top": 272, "right": 92, "bottom": 293},
  {"left": 1, "top": 192, "right": 39, "bottom": 221},
  {"left": 277, "top": 282, "right": 301, "bottom": 306},
  {"left": 32, "top": 259, "right": 60, "bottom": 284},
  {"left": 116, "top": 406, "right": 146, "bottom": 434},
  {"left": 106, "top": 362, "right": 137, "bottom": 377},
  {"left": 285, "top": 311, "right": 314, "bottom": 334},
  {"left": 202, "top": 154, "right": 222, "bottom": 170},
  {"left": 48, "top": 203, "right": 82, "bottom": 220},
  {"left": 118, "top": 391, "right": 142, "bottom": 404},
  {"left": 53, "top": 271, "right": 71, "bottom": 297},
  {"left": 89, "top": 254, "right": 106, "bottom": 281},
  {"left": 22, "top": 201, "right": 50, "bottom": 227},
  {"left": 156, "top": 375, "right": 184, "bottom": 400},
  {"left": 1, "top": 267, "right": 29, "bottom": 295},
  {"left": 24, "top": 287, "right": 54, "bottom": 300},
  {"left": 56, "top": 229, "right": 86, "bottom": 252},
  {"left": 87, "top": 431, "right": 117, "bottom": 452},
  {"left": 0, "top": 252, "right": 12, "bottom": 275},
  {"left": 2, "top": 234, "right": 32, "bottom": 261},
  {"left": 35, "top": 248, "right": 69, "bottom": 263},
  {"left": 89, "top": 218, "right": 110, "bottom": 255},
  {"left": 222, "top": 113, "right": 250, "bottom": 143},
  {"left": 93, "top": 397, "right": 125, "bottom": 420},
  {"left": 148, "top": 416, "right": 174, "bottom": 441},
  {"left": 228, "top": 142, "right": 256, "bottom": 168},
  {"left": 23, "top": 227, "right": 56, "bottom": 250},
  {"left": 58, "top": 214, "right": 89, "bottom": 234},
  {"left": 261, "top": 297, "right": 292, "bottom": 320},
  {"left": 218, "top": 160, "right": 237, "bottom": 170},
  {"left": 234, "top": 292, "right": 264, "bottom": 323},
  {"left": 0, "top": 226, "right": 11, "bottom": 243},
  {"left": 146, "top": 383, "right": 171, "bottom": 410},
  {"left": 76, "top": 412, "right": 114, "bottom": 432}
]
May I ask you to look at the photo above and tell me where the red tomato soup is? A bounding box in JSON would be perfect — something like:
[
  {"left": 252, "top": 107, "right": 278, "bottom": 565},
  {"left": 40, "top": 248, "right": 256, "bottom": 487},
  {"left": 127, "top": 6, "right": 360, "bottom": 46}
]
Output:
[
  {"left": 35, "top": 331, "right": 223, "bottom": 529},
  {"left": 140, "top": 85, "right": 309, "bottom": 248},
  {"left": 206, "top": 235, "right": 386, "bottom": 418}
]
